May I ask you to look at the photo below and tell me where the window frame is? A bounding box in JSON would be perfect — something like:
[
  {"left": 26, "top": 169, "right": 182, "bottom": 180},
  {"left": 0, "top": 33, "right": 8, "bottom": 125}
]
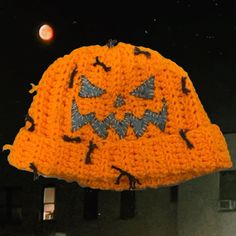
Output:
[
  {"left": 41, "top": 185, "right": 56, "bottom": 223},
  {"left": 0, "top": 186, "right": 23, "bottom": 224},
  {"left": 120, "top": 190, "right": 135, "bottom": 219},
  {"left": 83, "top": 187, "right": 99, "bottom": 220}
]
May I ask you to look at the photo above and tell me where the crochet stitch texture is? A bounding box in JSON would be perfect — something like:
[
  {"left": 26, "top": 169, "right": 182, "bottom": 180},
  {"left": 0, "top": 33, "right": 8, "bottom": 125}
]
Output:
[{"left": 6, "top": 42, "right": 232, "bottom": 190}]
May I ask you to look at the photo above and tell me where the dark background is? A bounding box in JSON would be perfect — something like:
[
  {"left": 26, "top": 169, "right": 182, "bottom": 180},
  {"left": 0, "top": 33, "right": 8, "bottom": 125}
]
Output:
[{"left": 0, "top": 0, "right": 236, "bottom": 147}]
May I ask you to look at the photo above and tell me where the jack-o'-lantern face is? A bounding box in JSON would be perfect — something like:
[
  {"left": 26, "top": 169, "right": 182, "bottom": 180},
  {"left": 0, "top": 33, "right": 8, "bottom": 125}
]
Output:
[
  {"left": 8, "top": 42, "right": 232, "bottom": 191},
  {"left": 71, "top": 72, "right": 167, "bottom": 139}
]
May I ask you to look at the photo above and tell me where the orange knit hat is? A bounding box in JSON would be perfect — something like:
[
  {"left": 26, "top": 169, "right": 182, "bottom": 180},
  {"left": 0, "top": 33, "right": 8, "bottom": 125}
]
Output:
[{"left": 4, "top": 41, "right": 232, "bottom": 190}]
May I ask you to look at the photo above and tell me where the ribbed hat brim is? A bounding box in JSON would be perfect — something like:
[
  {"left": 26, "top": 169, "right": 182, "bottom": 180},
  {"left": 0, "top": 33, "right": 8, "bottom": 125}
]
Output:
[{"left": 8, "top": 124, "right": 232, "bottom": 190}]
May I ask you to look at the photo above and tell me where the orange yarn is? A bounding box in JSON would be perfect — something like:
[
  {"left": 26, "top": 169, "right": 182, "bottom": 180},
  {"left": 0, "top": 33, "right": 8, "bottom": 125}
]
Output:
[{"left": 6, "top": 42, "right": 232, "bottom": 190}]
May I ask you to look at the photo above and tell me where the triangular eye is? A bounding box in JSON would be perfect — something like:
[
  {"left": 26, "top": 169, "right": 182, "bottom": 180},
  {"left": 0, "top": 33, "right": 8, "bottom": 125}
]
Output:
[
  {"left": 79, "top": 75, "right": 106, "bottom": 98},
  {"left": 130, "top": 75, "right": 155, "bottom": 99}
]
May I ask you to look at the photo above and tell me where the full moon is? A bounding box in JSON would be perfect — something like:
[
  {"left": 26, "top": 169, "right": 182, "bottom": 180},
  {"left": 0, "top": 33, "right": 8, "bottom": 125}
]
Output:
[{"left": 39, "top": 24, "right": 54, "bottom": 41}]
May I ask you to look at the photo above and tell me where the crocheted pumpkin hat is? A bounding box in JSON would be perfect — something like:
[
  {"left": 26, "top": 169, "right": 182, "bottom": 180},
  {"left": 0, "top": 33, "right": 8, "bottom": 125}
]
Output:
[{"left": 5, "top": 41, "right": 232, "bottom": 190}]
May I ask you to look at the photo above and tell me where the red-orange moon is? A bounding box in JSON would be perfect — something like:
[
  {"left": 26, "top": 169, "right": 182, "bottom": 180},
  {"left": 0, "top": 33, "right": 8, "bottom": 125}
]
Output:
[{"left": 39, "top": 24, "right": 54, "bottom": 41}]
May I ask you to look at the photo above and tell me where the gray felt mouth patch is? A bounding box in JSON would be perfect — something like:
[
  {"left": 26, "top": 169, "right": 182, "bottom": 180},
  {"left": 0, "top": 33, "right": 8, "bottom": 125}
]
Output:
[{"left": 71, "top": 99, "right": 167, "bottom": 139}]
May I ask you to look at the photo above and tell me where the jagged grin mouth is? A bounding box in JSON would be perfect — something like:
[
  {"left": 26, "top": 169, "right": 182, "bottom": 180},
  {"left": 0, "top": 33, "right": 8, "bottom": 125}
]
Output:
[{"left": 71, "top": 99, "right": 167, "bottom": 139}]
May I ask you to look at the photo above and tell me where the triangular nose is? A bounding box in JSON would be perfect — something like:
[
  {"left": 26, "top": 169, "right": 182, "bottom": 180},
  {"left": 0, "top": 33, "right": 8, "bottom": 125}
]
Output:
[{"left": 114, "top": 95, "right": 125, "bottom": 108}]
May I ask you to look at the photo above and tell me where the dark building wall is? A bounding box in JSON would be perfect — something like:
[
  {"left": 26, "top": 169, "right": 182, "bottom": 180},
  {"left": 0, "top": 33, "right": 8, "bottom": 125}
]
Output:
[{"left": 0, "top": 157, "right": 177, "bottom": 236}]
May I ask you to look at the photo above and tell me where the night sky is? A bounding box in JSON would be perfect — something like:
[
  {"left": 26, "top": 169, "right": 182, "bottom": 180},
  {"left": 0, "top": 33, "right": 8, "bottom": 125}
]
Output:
[{"left": 0, "top": 0, "right": 236, "bottom": 146}]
